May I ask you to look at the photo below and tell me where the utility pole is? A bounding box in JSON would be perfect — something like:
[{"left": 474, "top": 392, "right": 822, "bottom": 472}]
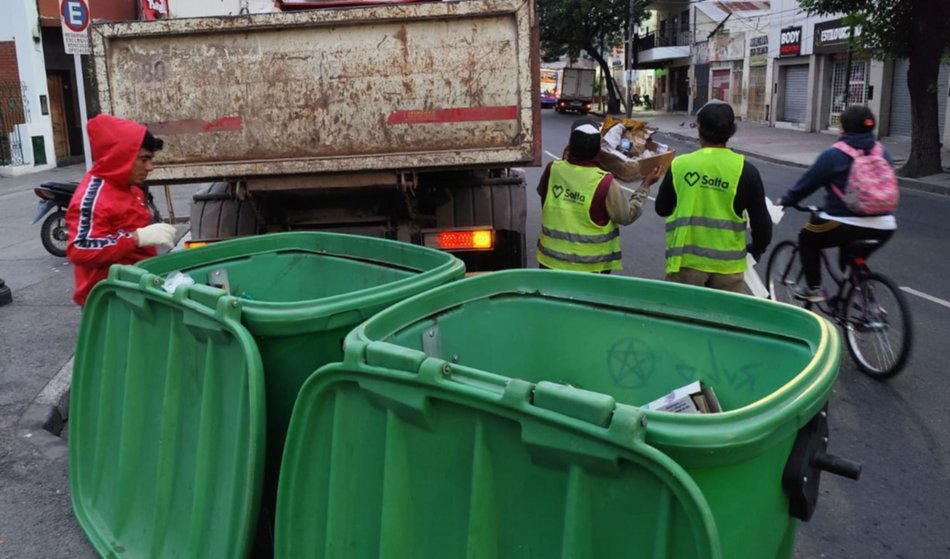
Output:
[
  {"left": 626, "top": 0, "right": 639, "bottom": 117},
  {"left": 626, "top": 0, "right": 634, "bottom": 117}
]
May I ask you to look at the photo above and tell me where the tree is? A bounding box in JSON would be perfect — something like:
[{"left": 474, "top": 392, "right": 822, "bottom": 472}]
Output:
[
  {"left": 538, "top": 0, "right": 649, "bottom": 114},
  {"left": 798, "top": 0, "right": 950, "bottom": 177}
]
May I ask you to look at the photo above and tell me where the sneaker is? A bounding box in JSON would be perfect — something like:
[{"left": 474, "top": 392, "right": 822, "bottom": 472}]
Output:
[{"left": 792, "top": 285, "right": 825, "bottom": 303}]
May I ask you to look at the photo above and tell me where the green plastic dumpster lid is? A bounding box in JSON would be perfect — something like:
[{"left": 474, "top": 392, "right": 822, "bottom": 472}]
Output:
[
  {"left": 341, "top": 270, "right": 840, "bottom": 468},
  {"left": 276, "top": 357, "right": 722, "bottom": 558},
  {"left": 69, "top": 265, "right": 266, "bottom": 559}
]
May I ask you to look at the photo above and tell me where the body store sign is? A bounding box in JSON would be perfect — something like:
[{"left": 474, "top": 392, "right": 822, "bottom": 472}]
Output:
[{"left": 780, "top": 26, "right": 802, "bottom": 57}]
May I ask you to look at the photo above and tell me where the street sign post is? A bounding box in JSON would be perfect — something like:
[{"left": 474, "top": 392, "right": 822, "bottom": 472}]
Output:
[{"left": 60, "top": 0, "right": 92, "bottom": 169}]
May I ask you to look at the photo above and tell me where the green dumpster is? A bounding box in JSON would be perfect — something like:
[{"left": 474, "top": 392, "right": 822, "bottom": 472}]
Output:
[
  {"left": 276, "top": 270, "right": 843, "bottom": 558},
  {"left": 69, "top": 232, "right": 464, "bottom": 558}
]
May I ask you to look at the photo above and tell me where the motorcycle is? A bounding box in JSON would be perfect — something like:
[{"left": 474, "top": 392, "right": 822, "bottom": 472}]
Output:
[
  {"left": 32, "top": 181, "right": 77, "bottom": 257},
  {"left": 32, "top": 181, "right": 162, "bottom": 257}
]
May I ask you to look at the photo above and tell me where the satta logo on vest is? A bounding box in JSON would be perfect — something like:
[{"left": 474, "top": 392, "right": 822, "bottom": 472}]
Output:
[
  {"left": 684, "top": 171, "right": 730, "bottom": 190},
  {"left": 551, "top": 183, "right": 587, "bottom": 203}
]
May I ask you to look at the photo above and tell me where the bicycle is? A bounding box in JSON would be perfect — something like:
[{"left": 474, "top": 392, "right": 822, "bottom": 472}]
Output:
[{"left": 765, "top": 205, "right": 912, "bottom": 380}]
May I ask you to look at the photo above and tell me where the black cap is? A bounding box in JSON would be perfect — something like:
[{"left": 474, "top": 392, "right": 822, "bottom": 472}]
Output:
[
  {"left": 840, "top": 105, "right": 876, "bottom": 134},
  {"left": 568, "top": 118, "right": 601, "bottom": 161},
  {"left": 696, "top": 101, "right": 737, "bottom": 145}
]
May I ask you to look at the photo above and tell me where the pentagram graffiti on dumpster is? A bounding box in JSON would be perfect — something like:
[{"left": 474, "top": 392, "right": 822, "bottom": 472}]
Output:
[{"left": 607, "top": 337, "right": 655, "bottom": 389}]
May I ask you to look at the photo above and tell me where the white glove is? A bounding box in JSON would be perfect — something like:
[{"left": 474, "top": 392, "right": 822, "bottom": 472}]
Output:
[{"left": 135, "top": 223, "right": 177, "bottom": 249}]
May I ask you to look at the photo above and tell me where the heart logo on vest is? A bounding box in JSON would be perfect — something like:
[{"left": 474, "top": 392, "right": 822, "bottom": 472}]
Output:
[
  {"left": 552, "top": 184, "right": 564, "bottom": 198},
  {"left": 684, "top": 171, "right": 701, "bottom": 187}
]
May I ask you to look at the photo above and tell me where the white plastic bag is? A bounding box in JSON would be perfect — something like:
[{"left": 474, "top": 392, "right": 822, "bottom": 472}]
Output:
[
  {"left": 744, "top": 254, "right": 769, "bottom": 298},
  {"left": 744, "top": 198, "right": 786, "bottom": 298},
  {"left": 602, "top": 123, "right": 625, "bottom": 150},
  {"left": 162, "top": 271, "right": 195, "bottom": 294}
]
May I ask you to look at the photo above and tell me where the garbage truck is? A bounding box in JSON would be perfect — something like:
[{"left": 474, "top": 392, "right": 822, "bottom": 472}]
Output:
[
  {"left": 556, "top": 67, "right": 596, "bottom": 114},
  {"left": 89, "top": 0, "right": 540, "bottom": 271}
]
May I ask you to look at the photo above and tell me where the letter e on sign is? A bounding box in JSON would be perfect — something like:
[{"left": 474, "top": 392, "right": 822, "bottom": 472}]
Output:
[{"left": 61, "top": 0, "right": 91, "bottom": 55}]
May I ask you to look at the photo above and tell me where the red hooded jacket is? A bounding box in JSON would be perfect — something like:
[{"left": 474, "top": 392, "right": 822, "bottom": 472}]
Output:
[{"left": 66, "top": 114, "right": 158, "bottom": 306}]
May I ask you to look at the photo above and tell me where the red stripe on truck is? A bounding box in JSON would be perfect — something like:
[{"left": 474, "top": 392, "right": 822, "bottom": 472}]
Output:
[
  {"left": 387, "top": 106, "right": 518, "bottom": 125},
  {"left": 147, "top": 116, "right": 244, "bottom": 135}
]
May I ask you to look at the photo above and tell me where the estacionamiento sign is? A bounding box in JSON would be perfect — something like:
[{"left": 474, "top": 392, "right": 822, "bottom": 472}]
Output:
[
  {"left": 814, "top": 18, "right": 863, "bottom": 54},
  {"left": 60, "top": 0, "right": 91, "bottom": 55}
]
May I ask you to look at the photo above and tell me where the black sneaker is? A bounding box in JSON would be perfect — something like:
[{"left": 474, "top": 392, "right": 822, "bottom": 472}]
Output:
[{"left": 792, "top": 285, "right": 825, "bottom": 303}]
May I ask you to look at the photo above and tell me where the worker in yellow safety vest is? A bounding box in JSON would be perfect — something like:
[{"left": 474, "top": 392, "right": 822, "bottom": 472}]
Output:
[
  {"left": 654, "top": 102, "right": 772, "bottom": 292},
  {"left": 536, "top": 119, "right": 661, "bottom": 272}
]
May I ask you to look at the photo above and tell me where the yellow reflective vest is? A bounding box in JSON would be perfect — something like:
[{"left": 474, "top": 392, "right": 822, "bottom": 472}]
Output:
[
  {"left": 666, "top": 148, "right": 747, "bottom": 275},
  {"left": 536, "top": 160, "right": 622, "bottom": 272}
]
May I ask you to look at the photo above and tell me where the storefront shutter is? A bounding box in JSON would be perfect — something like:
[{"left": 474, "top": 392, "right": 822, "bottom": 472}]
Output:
[
  {"left": 782, "top": 65, "right": 808, "bottom": 123},
  {"left": 890, "top": 59, "right": 949, "bottom": 138}
]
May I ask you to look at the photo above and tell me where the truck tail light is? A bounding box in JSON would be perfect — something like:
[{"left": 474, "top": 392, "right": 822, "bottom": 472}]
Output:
[{"left": 423, "top": 228, "right": 494, "bottom": 251}]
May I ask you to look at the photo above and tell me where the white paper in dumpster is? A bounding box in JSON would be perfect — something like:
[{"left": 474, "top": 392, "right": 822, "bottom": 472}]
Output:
[
  {"left": 743, "top": 197, "right": 787, "bottom": 298},
  {"left": 641, "top": 381, "right": 722, "bottom": 414}
]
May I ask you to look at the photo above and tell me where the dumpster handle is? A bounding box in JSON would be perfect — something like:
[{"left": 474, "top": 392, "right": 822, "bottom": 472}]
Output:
[
  {"left": 813, "top": 451, "right": 862, "bottom": 480},
  {"left": 782, "top": 405, "right": 862, "bottom": 521}
]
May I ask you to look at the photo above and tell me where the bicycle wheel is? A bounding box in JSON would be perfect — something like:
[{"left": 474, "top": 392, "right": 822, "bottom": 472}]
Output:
[
  {"left": 844, "top": 272, "right": 913, "bottom": 379},
  {"left": 766, "top": 240, "right": 805, "bottom": 305}
]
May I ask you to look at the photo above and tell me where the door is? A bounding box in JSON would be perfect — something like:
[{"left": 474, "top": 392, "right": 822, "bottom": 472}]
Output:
[
  {"left": 46, "top": 73, "right": 70, "bottom": 160},
  {"left": 829, "top": 58, "right": 868, "bottom": 129},
  {"left": 712, "top": 69, "right": 730, "bottom": 102},
  {"left": 673, "top": 67, "right": 689, "bottom": 111},
  {"left": 747, "top": 66, "right": 767, "bottom": 121},
  {"left": 782, "top": 65, "right": 809, "bottom": 123},
  {"left": 693, "top": 63, "right": 709, "bottom": 114}
]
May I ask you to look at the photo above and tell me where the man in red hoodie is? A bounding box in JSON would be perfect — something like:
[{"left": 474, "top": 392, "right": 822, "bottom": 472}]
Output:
[{"left": 66, "top": 114, "right": 177, "bottom": 306}]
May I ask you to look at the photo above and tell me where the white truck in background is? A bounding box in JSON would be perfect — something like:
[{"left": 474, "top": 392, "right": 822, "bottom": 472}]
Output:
[
  {"left": 556, "top": 67, "right": 596, "bottom": 115},
  {"left": 92, "top": 0, "right": 540, "bottom": 270}
]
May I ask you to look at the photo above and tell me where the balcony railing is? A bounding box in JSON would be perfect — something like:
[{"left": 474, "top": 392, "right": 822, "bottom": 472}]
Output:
[{"left": 637, "top": 31, "right": 691, "bottom": 52}]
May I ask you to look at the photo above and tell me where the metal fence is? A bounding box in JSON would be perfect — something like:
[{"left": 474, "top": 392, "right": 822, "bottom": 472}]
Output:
[{"left": 0, "top": 82, "right": 27, "bottom": 166}]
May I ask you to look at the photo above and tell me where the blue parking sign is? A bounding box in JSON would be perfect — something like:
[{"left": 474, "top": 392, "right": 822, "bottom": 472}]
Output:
[{"left": 61, "top": 0, "right": 90, "bottom": 33}]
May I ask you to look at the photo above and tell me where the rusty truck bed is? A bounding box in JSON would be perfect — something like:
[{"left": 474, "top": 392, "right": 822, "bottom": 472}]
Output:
[{"left": 91, "top": 0, "right": 540, "bottom": 182}]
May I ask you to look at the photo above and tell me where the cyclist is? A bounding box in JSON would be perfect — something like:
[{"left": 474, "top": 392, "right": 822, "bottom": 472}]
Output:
[{"left": 777, "top": 105, "right": 897, "bottom": 302}]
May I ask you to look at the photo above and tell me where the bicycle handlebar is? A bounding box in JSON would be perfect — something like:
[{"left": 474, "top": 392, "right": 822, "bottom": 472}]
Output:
[{"left": 778, "top": 201, "right": 820, "bottom": 213}]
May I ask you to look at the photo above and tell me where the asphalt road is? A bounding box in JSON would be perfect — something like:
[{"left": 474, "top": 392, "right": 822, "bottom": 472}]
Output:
[{"left": 0, "top": 110, "right": 948, "bottom": 557}]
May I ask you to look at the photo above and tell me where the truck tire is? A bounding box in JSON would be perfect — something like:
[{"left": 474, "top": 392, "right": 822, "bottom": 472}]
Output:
[
  {"left": 190, "top": 182, "right": 260, "bottom": 240},
  {"left": 438, "top": 169, "right": 527, "bottom": 270}
]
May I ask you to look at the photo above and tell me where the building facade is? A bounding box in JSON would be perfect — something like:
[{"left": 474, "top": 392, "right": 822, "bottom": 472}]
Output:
[
  {"left": 634, "top": 0, "right": 950, "bottom": 144},
  {"left": 1, "top": 0, "right": 140, "bottom": 175}
]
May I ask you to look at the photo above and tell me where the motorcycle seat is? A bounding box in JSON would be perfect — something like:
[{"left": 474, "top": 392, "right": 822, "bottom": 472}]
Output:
[{"left": 40, "top": 181, "right": 79, "bottom": 194}]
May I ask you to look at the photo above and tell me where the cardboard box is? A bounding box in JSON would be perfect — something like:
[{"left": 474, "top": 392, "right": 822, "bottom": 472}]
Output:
[
  {"left": 596, "top": 148, "right": 642, "bottom": 181},
  {"left": 597, "top": 146, "right": 675, "bottom": 182},
  {"left": 641, "top": 381, "right": 722, "bottom": 414},
  {"left": 637, "top": 147, "right": 676, "bottom": 178}
]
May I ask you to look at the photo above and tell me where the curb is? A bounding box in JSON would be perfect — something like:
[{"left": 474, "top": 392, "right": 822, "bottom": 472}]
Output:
[
  {"left": 16, "top": 356, "right": 72, "bottom": 460},
  {"left": 662, "top": 130, "right": 810, "bottom": 170},
  {"left": 896, "top": 176, "right": 950, "bottom": 196},
  {"left": 660, "top": 131, "right": 950, "bottom": 197}
]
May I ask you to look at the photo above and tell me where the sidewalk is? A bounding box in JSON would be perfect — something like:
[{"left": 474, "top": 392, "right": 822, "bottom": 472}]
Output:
[{"left": 602, "top": 109, "right": 950, "bottom": 196}]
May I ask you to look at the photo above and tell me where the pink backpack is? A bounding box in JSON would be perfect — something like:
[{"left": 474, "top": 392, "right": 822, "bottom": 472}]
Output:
[{"left": 832, "top": 141, "right": 899, "bottom": 215}]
